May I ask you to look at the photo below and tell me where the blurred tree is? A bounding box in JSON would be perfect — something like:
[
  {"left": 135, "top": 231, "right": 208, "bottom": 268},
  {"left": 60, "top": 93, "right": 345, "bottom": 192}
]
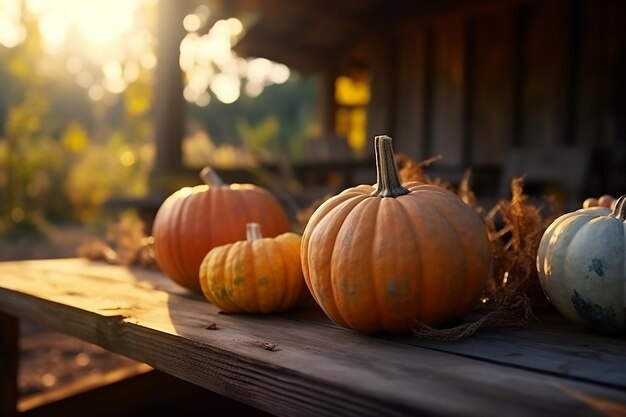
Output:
[
  {"left": 0, "top": 18, "right": 64, "bottom": 232},
  {"left": 0, "top": 0, "right": 320, "bottom": 234},
  {"left": 0, "top": 3, "right": 157, "bottom": 231}
]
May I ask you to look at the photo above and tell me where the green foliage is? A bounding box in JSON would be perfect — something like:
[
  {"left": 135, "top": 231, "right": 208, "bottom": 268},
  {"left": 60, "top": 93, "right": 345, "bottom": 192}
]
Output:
[
  {"left": 0, "top": 12, "right": 154, "bottom": 233},
  {"left": 0, "top": 2, "right": 319, "bottom": 236},
  {"left": 236, "top": 116, "right": 280, "bottom": 156},
  {"left": 188, "top": 77, "right": 319, "bottom": 163},
  {"left": 64, "top": 140, "right": 151, "bottom": 223}
]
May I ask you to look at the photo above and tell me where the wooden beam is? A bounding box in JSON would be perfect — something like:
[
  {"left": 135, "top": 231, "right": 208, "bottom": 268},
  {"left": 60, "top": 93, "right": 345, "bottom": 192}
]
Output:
[
  {"left": 421, "top": 26, "right": 435, "bottom": 159},
  {"left": 471, "top": 9, "right": 515, "bottom": 167},
  {"left": 390, "top": 0, "right": 542, "bottom": 28},
  {"left": 257, "top": 0, "right": 369, "bottom": 34},
  {"left": 430, "top": 17, "right": 466, "bottom": 166},
  {"left": 233, "top": 26, "right": 340, "bottom": 72},
  {"left": 564, "top": 0, "right": 583, "bottom": 145},
  {"left": 393, "top": 25, "right": 427, "bottom": 158},
  {"left": 461, "top": 17, "right": 476, "bottom": 167},
  {"left": 18, "top": 363, "right": 152, "bottom": 413},
  {"left": 229, "top": 0, "right": 375, "bottom": 72},
  {"left": 521, "top": 0, "right": 571, "bottom": 148},
  {"left": 511, "top": 3, "right": 530, "bottom": 147},
  {"left": 151, "top": 0, "right": 187, "bottom": 194},
  {"left": 0, "top": 312, "right": 18, "bottom": 417},
  {"left": 20, "top": 367, "right": 271, "bottom": 417},
  {"left": 366, "top": 31, "right": 396, "bottom": 146}
]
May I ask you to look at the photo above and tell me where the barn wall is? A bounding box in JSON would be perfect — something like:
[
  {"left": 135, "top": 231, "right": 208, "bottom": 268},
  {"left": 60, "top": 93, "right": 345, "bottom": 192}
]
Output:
[{"left": 386, "top": 0, "right": 626, "bottom": 198}]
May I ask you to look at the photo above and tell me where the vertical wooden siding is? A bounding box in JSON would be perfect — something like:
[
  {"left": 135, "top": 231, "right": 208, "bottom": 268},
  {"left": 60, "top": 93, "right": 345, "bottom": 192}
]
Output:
[
  {"left": 390, "top": 0, "right": 625, "bottom": 195},
  {"left": 471, "top": 10, "right": 514, "bottom": 166},
  {"left": 522, "top": 0, "right": 571, "bottom": 148}
]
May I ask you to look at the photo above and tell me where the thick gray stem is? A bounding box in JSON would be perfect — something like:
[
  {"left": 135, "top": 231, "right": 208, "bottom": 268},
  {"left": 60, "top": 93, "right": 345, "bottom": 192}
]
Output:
[{"left": 371, "top": 135, "right": 409, "bottom": 198}]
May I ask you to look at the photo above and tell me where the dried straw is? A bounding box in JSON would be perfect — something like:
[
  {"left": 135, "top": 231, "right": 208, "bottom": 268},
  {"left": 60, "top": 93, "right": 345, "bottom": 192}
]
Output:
[{"left": 398, "top": 158, "right": 561, "bottom": 340}]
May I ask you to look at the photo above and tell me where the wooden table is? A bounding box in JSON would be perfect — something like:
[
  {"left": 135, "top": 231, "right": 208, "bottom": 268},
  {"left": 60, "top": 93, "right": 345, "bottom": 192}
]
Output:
[{"left": 0, "top": 258, "right": 625, "bottom": 417}]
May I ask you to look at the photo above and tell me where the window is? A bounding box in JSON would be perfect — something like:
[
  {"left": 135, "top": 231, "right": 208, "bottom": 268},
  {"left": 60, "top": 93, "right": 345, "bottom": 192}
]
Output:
[{"left": 334, "top": 67, "right": 371, "bottom": 156}]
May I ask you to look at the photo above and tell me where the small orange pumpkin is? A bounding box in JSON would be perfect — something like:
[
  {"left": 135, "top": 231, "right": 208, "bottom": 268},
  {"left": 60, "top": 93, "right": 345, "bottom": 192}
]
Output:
[
  {"left": 152, "top": 168, "right": 291, "bottom": 291},
  {"left": 301, "top": 135, "right": 491, "bottom": 333},
  {"left": 199, "top": 223, "right": 306, "bottom": 313}
]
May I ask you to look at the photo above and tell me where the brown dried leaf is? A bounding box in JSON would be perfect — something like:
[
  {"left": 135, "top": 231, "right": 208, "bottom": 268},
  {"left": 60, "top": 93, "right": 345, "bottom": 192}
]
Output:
[{"left": 78, "top": 212, "right": 158, "bottom": 269}]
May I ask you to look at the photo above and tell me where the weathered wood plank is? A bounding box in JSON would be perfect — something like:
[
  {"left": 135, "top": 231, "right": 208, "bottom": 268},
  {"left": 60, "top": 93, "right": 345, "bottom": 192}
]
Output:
[
  {"left": 0, "top": 312, "right": 18, "bottom": 417},
  {"left": 0, "top": 259, "right": 625, "bottom": 417},
  {"left": 7, "top": 259, "right": 626, "bottom": 384},
  {"left": 286, "top": 303, "right": 626, "bottom": 391},
  {"left": 21, "top": 367, "right": 272, "bottom": 417},
  {"left": 401, "top": 318, "right": 626, "bottom": 390},
  {"left": 19, "top": 363, "right": 153, "bottom": 413},
  {"left": 13, "top": 260, "right": 626, "bottom": 389}
]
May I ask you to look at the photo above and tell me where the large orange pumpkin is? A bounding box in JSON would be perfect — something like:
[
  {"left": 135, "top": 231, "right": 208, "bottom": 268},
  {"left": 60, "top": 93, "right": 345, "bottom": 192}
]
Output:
[
  {"left": 301, "top": 135, "right": 491, "bottom": 333},
  {"left": 152, "top": 168, "right": 291, "bottom": 291}
]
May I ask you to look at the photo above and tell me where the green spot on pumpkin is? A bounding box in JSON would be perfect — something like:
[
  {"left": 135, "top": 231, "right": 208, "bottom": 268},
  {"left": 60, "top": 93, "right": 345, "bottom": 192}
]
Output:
[
  {"left": 571, "top": 289, "right": 617, "bottom": 333},
  {"left": 210, "top": 285, "right": 227, "bottom": 298},
  {"left": 233, "top": 276, "right": 245, "bottom": 285},
  {"left": 588, "top": 258, "right": 605, "bottom": 277},
  {"left": 257, "top": 276, "right": 269, "bottom": 286},
  {"left": 386, "top": 277, "right": 409, "bottom": 300},
  {"left": 339, "top": 277, "right": 359, "bottom": 297}
]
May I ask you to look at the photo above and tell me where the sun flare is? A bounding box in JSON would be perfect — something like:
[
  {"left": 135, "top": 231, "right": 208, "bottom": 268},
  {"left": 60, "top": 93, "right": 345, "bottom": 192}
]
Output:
[
  {"left": 0, "top": 0, "right": 292, "bottom": 104},
  {"left": 25, "top": 0, "right": 150, "bottom": 53},
  {"left": 0, "top": 0, "right": 157, "bottom": 101}
]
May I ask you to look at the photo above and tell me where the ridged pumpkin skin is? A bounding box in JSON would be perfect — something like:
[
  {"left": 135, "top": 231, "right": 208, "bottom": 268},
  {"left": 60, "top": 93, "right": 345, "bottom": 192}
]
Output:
[
  {"left": 152, "top": 172, "right": 290, "bottom": 291},
  {"left": 301, "top": 136, "right": 491, "bottom": 333},
  {"left": 199, "top": 226, "right": 305, "bottom": 313},
  {"left": 537, "top": 196, "right": 626, "bottom": 333}
]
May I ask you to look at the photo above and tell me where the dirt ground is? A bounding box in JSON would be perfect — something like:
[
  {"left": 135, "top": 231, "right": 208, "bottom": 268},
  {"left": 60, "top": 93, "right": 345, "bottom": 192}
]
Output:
[{"left": 0, "top": 225, "right": 141, "bottom": 398}]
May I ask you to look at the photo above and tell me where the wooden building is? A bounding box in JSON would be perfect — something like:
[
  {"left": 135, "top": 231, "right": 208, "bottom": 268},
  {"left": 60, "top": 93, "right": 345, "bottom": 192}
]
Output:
[{"left": 154, "top": 0, "right": 626, "bottom": 209}]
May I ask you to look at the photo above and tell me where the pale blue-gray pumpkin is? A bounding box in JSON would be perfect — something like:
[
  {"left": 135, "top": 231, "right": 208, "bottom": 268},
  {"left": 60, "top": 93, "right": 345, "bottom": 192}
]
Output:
[{"left": 536, "top": 195, "right": 626, "bottom": 333}]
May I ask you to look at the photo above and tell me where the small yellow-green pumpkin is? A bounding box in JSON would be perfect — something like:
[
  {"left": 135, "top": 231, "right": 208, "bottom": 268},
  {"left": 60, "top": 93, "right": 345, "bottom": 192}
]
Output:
[{"left": 199, "top": 223, "right": 306, "bottom": 313}]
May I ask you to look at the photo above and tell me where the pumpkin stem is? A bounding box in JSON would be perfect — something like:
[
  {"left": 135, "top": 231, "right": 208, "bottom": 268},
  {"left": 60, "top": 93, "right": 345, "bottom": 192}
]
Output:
[
  {"left": 199, "top": 166, "right": 225, "bottom": 186},
  {"left": 246, "top": 222, "right": 263, "bottom": 241},
  {"left": 609, "top": 195, "right": 626, "bottom": 222},
  {"left": 371, "top": 135, "right": 410, "bottom": 198}
]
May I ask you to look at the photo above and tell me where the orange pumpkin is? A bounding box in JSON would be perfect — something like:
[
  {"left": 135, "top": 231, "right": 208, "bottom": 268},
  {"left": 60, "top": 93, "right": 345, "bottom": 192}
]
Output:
[
  {"left": 301, "top": 135, "right": 491, "bottom": 333},
  {"left": 199, "top": 223, "right": 305, "bottom": 313},
  {"left": 152, "top": 168, "right": 291, "bottom": 291}
]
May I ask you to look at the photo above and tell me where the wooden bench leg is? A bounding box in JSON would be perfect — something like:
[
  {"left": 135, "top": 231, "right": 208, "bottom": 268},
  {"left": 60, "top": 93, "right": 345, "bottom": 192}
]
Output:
[{"left": 0, "top": 312, "right": 19, "bottom": 417}]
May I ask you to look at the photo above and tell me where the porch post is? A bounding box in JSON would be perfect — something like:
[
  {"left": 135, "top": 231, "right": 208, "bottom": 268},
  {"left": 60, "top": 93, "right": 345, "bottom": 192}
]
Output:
[
  {"left": 0, "top": 312, "right": 19, "bottom": 417},
  {"left": 151, "top": 0, "right": 187, "bottom": 195}
]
